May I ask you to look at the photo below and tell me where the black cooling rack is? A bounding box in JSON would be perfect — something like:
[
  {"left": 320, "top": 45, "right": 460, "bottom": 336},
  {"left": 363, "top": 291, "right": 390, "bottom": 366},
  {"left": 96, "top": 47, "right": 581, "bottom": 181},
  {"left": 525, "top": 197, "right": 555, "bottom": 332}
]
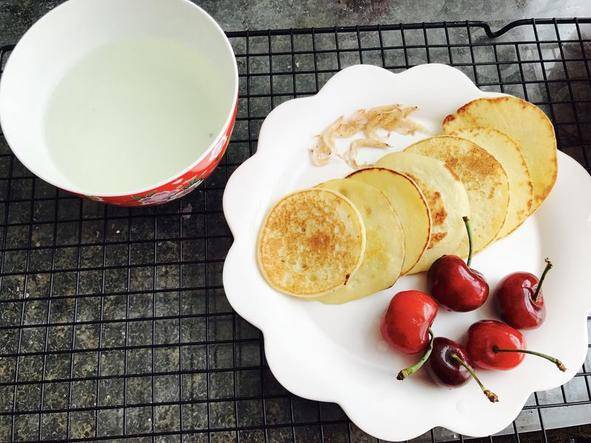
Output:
[{"left": 0, "top": 17, "right": 590, "bottom": 442}]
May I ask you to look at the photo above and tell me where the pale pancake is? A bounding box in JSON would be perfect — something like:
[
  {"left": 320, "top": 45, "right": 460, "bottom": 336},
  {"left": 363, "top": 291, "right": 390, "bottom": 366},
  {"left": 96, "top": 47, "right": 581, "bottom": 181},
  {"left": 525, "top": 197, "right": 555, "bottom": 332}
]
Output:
[
  {"left": 442, "top": 96, "right": 557, "bottom": 212},
  {"left": 348, "top": 168, "right": 431, "bottom": 274},
  {"left": 405, "top": 136, "right": 509, "bottom": 252},
  {"left": 257, "top": 188, "right": 366, "bottom": 297},
  {"left": 375, "top": 152, "right": 470, "bottom": 274},
  {"left": 449, "top": 127, "right": 534, "bottom": 237},
  {"left": 315, "top": 179, "right": 405, "bottom": 304}
]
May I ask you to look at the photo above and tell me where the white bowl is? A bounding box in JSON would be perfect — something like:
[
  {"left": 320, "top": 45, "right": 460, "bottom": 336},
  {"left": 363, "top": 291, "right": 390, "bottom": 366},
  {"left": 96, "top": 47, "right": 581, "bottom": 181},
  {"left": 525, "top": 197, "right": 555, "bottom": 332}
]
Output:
[
  {"left": 223, "top": 64, "right": 591, "bottom": 440},
  {"left": 0, "top": 0, "right": 238, "bottom": 206}
]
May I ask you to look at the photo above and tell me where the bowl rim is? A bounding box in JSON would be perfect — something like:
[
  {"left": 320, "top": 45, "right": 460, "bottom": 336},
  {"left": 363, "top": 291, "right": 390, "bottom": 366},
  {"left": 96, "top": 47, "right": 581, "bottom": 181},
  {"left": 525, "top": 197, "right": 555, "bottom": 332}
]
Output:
[{"left": 0, "top": 0, "right": 239, "bottom": 198}]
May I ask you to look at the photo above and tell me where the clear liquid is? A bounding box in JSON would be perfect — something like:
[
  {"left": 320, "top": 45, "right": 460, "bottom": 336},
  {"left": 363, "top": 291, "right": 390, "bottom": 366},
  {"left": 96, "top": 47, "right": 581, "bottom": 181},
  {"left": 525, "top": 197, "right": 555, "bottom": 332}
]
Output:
[{"left": 45, "top": 38, "right": 228, "bottom": 195}]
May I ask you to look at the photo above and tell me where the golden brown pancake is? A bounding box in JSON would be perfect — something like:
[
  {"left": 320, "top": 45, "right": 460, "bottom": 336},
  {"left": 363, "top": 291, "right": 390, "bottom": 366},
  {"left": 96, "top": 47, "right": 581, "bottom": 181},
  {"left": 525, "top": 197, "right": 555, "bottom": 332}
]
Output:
[
  {"left": 314, "top": 179, "right": 405, "bottom": 304},
  {"left": 348, "top": 168, "right": 430, "bottom": 274},
  {"left": 405, "top": 135, "right": 510, "bottom": 253},
  {"left": 257, "top": 188, "right": 366, "bottom": 297},
  {"left": 375, "top": 151, "right": 470, "bottom": 273},
  {"left": 442, "top": 96, "right": 557, "bottom": 212},
  {"left": 448, "top": 127, "right": 534, "bottom": 237}
]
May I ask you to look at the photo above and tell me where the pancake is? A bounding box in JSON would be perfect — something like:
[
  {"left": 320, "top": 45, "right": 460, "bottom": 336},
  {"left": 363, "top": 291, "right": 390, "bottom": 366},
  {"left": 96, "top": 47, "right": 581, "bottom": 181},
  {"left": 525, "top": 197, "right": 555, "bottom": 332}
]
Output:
[
  {"left": 448, "top": 127, "right": 534, "bottom": 237},
  {"left": 257, "top": 188, "right": 366, "bottom": 297},
  {"left": 375, "top": 151, "right": 470, "bottom": 273},
  {"left": 315, "top": 179, "right": 405, "bottom": 304},
  {"left": 348, "top": 167, "right": 431, "bottom": 274},
  {"left": 442, "top": 96, "right": 557, "bottom": 212},
  {"left": 405, "top": 135, "right": 510, "bottom": 253}
]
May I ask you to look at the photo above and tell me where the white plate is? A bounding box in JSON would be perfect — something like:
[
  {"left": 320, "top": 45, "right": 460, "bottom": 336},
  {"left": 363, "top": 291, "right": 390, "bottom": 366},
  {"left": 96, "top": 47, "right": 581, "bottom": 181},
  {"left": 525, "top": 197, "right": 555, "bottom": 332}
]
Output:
[{"left": 222, "top": 64, "right": 591, "bottom": 441}]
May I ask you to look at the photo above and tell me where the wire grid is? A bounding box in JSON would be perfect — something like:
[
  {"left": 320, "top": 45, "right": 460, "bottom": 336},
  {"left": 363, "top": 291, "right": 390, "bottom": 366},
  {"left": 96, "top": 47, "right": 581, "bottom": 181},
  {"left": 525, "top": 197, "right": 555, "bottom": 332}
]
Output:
[{"left": 0, "top": 18, "right": 590, "bottom": 442}]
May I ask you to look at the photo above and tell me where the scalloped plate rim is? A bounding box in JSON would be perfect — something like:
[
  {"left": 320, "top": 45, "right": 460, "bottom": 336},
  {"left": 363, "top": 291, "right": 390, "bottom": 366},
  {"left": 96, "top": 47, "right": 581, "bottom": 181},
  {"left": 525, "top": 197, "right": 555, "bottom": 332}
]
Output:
[{"left": 222, "top": 63, "right": 591, "bottom": 441}]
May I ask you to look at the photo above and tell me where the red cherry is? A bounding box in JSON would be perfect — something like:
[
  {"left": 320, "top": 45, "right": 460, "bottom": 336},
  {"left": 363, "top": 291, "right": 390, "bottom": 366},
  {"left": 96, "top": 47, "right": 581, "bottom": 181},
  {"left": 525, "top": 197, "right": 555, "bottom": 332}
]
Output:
[
  {"left": 381, "top": 290, "right": 438, "bottom": 354},
  {"left": 428, "top": 217, "right": 489, "bottom": 312},
  {"left": 467, "top": 320, "right": 566, "bottom": 372},
  {"left": 467, "top": 320, "right": 525, "bottom": 370},
  {"left": 495, "top": 259, "right": 552, "bottom": 329}
]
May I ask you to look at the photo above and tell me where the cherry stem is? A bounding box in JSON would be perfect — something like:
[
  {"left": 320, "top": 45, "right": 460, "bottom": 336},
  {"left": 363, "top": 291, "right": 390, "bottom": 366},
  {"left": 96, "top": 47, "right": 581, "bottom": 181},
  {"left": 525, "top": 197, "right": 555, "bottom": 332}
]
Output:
[
  {"left": 493, "top": 346, "right": 566, "bottom": 372},
  {"left": 396, "top": 330, "right": 434, "bottom": 380},
  {"left": 451, "top": 353, "right": 499, "bottom": 403},
  {"left": 462, "top": 216, "right": 473, "bottom": 267},
  {"left": 533, "top": 258, "right": 553, "bottom": 302}
]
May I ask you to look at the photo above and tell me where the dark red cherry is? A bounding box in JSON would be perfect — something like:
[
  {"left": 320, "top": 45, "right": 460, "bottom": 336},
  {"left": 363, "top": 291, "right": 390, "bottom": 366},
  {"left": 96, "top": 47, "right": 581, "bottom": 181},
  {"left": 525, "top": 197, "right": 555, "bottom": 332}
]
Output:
[
  {"left": 428, "top": 337, "right": 470, "bottom": 386},
  {"left": 428, "top": 217, "right": 489, "bottom": 312},
  {"left": 495, "top": 259, "right": 552, "bottom": 329},
  {"left": 399, "top": 336, "right": 498, "bottom": 402}
]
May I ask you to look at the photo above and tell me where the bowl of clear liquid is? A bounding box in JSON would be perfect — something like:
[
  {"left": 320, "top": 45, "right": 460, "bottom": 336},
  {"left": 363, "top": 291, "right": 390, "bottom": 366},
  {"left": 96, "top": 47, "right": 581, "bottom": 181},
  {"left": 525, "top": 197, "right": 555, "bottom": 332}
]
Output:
[{"left": 0, "top": 0, "right": 238, "bottom": 206}]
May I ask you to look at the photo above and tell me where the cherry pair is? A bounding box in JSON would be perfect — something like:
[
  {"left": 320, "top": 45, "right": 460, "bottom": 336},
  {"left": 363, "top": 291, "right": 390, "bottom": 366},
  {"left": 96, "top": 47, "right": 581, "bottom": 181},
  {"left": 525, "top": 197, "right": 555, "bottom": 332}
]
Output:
[{"left": 428, "top": 217, "right": 553, "bottom": 331}]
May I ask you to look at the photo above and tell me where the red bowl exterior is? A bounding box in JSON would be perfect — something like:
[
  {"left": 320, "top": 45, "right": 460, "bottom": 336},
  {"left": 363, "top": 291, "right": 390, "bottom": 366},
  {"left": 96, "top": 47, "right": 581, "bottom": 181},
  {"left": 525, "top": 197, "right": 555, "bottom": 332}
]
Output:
[{"left": 82, "top": 102, "right": 238, "bottom": 206}]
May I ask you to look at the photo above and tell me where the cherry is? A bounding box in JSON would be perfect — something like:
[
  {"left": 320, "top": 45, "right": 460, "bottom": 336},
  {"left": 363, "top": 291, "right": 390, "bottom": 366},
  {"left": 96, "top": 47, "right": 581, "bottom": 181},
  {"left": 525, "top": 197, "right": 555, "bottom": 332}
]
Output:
[
  {"left": 428, "top": 217, "right": 489, "bottom": 312},
  {"left": 381, "top": 290, "right": 438, "bottom": 354},
  {"left": 398, "top": 335, "right": 498, "bottom": 402},
  {"left": 467, "top": 320, "right": 566, "bottom": 371},
  {"left": 428, "top": 337, "right": 471, "bottom": 386},
  {"left": 495, "top": 259, "right": 552, "bottom": 329}
]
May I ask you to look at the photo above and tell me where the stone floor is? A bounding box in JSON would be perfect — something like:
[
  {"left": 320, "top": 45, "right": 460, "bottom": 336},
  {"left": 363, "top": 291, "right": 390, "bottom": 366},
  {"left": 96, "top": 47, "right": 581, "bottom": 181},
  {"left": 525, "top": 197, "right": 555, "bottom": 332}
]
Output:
[{"left": 0, "top": 1, "right": 590, "bottom": 442}]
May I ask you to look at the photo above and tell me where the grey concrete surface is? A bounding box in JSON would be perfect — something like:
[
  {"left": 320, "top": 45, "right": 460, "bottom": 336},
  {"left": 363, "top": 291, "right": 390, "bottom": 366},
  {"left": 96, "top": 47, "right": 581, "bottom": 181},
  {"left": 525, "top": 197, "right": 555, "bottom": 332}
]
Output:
[
  {"left": 0, "top": 1, "right": 590, "bottom": 442},
  {"left": 0, "top": 0, "right": 590, "bottom": 46}
]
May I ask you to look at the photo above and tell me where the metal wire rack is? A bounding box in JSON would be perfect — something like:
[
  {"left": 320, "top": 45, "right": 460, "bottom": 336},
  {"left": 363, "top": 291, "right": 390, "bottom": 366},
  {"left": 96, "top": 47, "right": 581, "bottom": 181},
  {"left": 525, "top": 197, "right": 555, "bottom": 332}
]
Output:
[{"left": 0, "top": 17, "right": 590, "bottom": 442}]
